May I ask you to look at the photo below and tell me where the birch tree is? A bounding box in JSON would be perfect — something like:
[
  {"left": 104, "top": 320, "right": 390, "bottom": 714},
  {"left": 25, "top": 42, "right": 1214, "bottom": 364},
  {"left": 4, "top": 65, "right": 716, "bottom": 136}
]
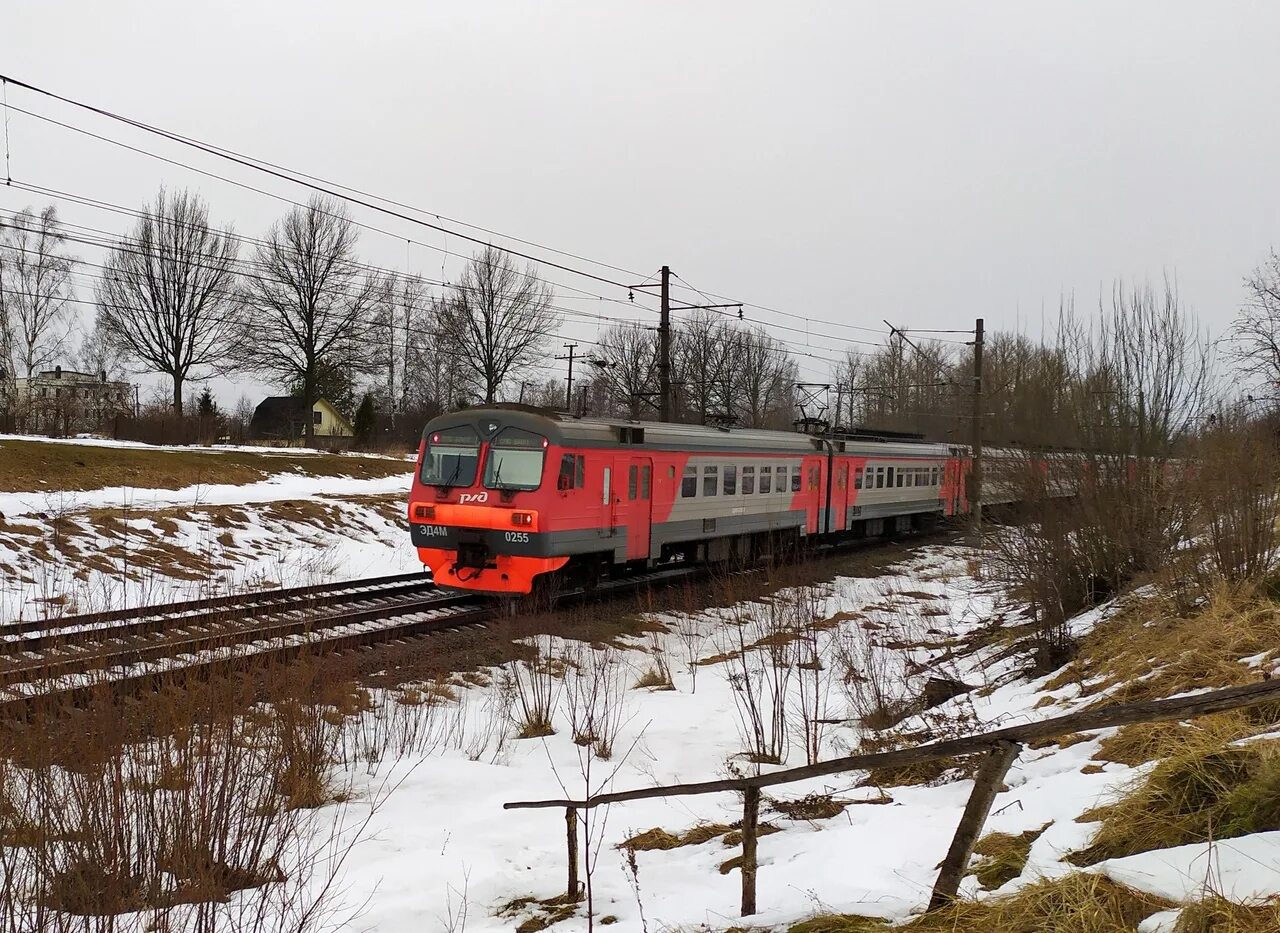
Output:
[
  {"left": 0, "top": 206, "right": 75, "bottom": 379},
  {"left": 95, "top": 189, "right": 238, "bottom": 414}
]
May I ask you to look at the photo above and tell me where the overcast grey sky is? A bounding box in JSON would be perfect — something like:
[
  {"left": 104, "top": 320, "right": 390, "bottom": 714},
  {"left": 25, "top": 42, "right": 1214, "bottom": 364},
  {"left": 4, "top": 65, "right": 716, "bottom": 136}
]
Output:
[{"left": 4, "top": 2, "right": 1280, "bottom": 402}]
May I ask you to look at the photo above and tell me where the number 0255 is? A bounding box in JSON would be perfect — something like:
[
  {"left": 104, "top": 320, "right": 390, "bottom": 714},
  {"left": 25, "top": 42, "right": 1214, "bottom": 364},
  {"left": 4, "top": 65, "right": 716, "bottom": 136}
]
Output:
[{"left": 504, "top": 531, "right": 530, "bottom": 543}]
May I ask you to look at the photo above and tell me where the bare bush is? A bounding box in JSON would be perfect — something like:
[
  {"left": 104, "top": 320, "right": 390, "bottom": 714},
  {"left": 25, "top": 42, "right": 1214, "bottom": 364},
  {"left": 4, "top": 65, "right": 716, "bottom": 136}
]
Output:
[
  {"left": 505, "top": 636, "right": 563, "bottom": 738},
  {"left": 0, "top": 658, "right": 375, "bottom": 933},
  {"left": 1192, "top": 413, "right": 1280, "bottom": 587},
  {"left": 671, "top": 611, "right": 710, "bottom": 693},
  {"left": 788, "top": 588, "right": 837, "bottom": 765},
  {"left": 562, "top": 642, "right": 628, "bottom": 760},
  {"left": 716, "top": 596, "right": 797, "bottom": 765}
]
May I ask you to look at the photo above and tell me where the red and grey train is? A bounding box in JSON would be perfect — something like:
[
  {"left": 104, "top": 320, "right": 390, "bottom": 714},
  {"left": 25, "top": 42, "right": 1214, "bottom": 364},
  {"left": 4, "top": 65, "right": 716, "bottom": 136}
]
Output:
[{"left": 407, "top": 406, "right": 982, "bottom": 596}]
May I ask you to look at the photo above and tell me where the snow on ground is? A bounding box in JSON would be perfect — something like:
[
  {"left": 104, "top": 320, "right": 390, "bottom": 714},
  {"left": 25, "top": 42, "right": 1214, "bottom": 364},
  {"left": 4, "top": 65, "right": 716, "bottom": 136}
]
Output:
[
  {"left": 0, "top": 461, "right": 416, "bottom": 622},
  {"left": 204, "top": 545, "right": 1270, "bottom": 932},
  {"left": 0, "top": 470, "right": 411, "bottom": 519}
]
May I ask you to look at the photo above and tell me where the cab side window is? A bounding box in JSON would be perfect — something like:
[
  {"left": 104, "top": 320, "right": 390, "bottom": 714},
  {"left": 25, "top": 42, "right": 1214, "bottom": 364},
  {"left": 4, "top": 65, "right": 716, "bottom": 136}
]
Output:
[{"left": 557, "top": 453, "right": 587, "bottom": 490}]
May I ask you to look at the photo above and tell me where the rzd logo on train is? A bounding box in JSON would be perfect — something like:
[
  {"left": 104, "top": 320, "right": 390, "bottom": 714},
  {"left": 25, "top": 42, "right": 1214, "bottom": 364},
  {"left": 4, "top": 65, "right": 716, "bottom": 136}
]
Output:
[{"left": 459, "top": 492, "right": 489, "bottom": 504}]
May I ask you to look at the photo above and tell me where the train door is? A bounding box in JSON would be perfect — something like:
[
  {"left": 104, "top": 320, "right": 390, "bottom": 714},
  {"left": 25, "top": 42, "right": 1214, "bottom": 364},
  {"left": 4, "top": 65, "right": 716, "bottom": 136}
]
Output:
[
  {"left": 618, "top": 457, "right": 653, "bottom": 560},
  {"left": 831, "top": 460, "right": 850, "bottom": 533}
]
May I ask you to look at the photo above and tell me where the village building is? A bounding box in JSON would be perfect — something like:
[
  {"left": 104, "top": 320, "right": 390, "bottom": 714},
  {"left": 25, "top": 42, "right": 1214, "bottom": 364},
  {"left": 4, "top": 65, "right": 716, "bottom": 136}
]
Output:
[
  {"left": 4, "top": 367, "right": 134, "bottom": 435},
  {"left": 248, "top": 396, "right": 354, "bottom": 446}
]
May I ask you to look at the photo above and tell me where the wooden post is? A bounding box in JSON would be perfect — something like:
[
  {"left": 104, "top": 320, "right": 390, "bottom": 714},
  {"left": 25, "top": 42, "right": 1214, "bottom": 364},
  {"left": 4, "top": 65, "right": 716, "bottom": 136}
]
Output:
[
  {"left": 566, "top": 806, "right": 580, "bottom": 902},
  {"left": 740, "top": 786, "right": 761, "bottom": 916},
  {"left": 928, "top": 740, "right": 1020, "bottom": 911}
]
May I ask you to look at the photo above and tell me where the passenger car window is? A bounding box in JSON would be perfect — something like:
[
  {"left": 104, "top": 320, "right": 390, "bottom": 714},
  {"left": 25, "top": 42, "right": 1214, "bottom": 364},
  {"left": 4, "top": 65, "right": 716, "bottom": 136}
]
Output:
[
  {"left": 794, "top": 468, "right": 804, "bottom": 492},
  {"left": 760, "top": 466, "right": 773, "bottom": 495},
  {"left": 742, "top": 465, "right": 756, "bottom": 495},
  {"left": 681, "top": 465, "right": 698, "bottom": 498},
  {"left": 724, "top": 464, "right": 738, "bottom": 495},
  {"left": 703, "top": 465, "right": 719, "bottom": 497}
]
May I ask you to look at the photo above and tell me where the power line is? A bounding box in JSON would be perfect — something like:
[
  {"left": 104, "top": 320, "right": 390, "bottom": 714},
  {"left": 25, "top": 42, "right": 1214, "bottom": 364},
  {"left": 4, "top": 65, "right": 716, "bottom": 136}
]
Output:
[{"left": 1, "top": 75, "right": 907, "bottom": 358}]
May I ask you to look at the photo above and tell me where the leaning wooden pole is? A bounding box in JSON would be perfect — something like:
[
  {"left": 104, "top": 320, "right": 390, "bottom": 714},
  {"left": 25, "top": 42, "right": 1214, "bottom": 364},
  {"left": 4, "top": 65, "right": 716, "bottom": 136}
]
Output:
[
  {"left": 928, "top": 741, "right": 1021, "bottom": 911},
  {"left": 566, "top": 806, "right": 580, "bottom": 902},
  {"left": 740, "top": 786, "right": 761, "bottom": 916}
]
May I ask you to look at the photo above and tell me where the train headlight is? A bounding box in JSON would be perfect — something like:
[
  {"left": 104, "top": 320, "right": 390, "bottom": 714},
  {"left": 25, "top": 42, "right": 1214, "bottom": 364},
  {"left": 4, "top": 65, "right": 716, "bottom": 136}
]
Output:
[
  {"left": 413, "top": 504, "right": 436, "bottom": 520},
  {"left": 511, "top": 512, "right": 534, "bottom": 527}
]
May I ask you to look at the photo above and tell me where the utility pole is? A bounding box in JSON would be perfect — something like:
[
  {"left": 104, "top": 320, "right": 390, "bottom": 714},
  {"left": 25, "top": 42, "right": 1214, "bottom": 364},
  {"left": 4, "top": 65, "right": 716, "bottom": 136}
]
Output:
[
  {"left": 970, "top": 318, "right": 985, "bottom": 538},
  {"left": 556, "top": 343, "right": 578, "bottom": 411},
  {"left": 624, "top": 264, "right": 739, "bottom": 424},
  {"left": 658, "top": 265, "right": 672, "bottom": 422}
]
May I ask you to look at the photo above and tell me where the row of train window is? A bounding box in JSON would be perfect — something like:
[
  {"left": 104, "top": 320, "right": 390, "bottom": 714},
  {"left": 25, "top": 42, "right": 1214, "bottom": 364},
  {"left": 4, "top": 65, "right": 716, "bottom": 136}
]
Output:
[
  {"left": 854, "top": 464, "right": 942, "bottom": 490},
  {"left": 680, "top": 463, "right": 817, "bottom": 498}
]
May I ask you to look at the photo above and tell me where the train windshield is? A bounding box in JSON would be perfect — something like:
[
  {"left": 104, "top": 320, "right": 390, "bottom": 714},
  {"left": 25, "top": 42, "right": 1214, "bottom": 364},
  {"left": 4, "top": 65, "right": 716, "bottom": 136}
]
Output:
[
  {"left": 484, "top": 427, "right": 547, "bottom": 491},
  {"left": 420, "top": 425, "right": 481, "bottom": 487}
]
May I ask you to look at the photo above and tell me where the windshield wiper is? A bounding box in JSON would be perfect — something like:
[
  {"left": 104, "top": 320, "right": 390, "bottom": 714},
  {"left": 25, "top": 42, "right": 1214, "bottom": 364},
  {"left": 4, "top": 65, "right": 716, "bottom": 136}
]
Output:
[
  {"left": 492, "top": 457, "right": 506, "bottom": 489},
  {"left": 433, "top": 457, "right": 465, "bottom": 489}
]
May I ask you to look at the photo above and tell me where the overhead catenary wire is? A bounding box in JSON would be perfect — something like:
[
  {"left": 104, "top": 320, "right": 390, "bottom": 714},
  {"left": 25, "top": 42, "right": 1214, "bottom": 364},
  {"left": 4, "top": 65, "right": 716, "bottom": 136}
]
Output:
[
  {"left": 0, "top": 75, "right": 915, "bottom": 353},
  {"left": 0, "top": 188, "right": 868, "bottom": 373}
]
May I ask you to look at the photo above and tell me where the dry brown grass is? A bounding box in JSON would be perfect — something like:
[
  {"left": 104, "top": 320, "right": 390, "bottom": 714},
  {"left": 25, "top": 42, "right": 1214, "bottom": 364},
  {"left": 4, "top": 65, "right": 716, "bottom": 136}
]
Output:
[
  {"left": 0, "top": 437, "right": 409, "bottom": 493},
  {"left": 1173, "top": 896, "right": 1280, "bottom": 932},
  {"left": 1070, "top": 728, "right": 1280, "bottom": 866},
  {"left": 790, "top": 874, "right": 1171, "bottom": 933},
  {"left": 770, "top": 793, "right": 848, "bottom": 821},
  {"left": 970, "top": 822, "right": 1052, "bottom": 890},
  {"left": 1053, "top": 587, "right": 1280, "bottom": 708},
  {"left": 620, "top": 822, "right": 735, "bottom": 851}
]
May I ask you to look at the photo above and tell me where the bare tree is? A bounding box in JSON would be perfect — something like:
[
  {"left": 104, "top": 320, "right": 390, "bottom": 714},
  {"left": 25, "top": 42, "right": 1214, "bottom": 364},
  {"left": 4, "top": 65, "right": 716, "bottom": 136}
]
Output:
[
  {"left": 95, "top": 189, "right": 238, "bottom": 415},
  {"left": 0, "top": 206, "right": 75, "bottom": 379},
  {"left": 374, "top": 271, "right": 431, "bottom": 416},
  {"left": 832, "top": 348, "right": 864, "bottom": 430},
  {"left": 1228, "top": 251, "right": 1280, "bottom": 401},
  {"left": 74, "top": 315, "right": 129, "bottom": 383},
  {"left": 730, "top": 325, "right": 796, "bottom": 428},
  {"left": 437, "top": 246, "right": 558, "bottom": 404},
  {"left": 595, "top": 323, "right": 657, "bottom": 418},
  {"left": 673, "top": 308, "right": 735, "bottom": 424},
  {"left": 235, "top": 195, "right": 379, "bottom": 439}
]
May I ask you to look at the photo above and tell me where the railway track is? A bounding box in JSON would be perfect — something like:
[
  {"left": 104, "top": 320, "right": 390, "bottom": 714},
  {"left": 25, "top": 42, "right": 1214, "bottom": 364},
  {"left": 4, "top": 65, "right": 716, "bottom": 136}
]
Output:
[
  {"left": 0, "top": 564, "right": 703, "bottom": 712},
  {"left": 0, "top": 528, "right": 943, "bottom": 713}
]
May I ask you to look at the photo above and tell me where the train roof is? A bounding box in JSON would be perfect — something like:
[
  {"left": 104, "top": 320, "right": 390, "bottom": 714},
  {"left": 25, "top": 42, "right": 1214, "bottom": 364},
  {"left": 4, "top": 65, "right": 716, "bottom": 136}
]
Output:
[{"left": 424, "top": 406, "right": 953, "bottom": 457}]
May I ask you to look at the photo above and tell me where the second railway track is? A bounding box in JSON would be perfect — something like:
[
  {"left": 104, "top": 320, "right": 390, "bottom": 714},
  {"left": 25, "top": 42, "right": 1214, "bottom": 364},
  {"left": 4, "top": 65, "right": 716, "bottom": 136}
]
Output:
[{"left": 0, "top": 564, "right": 703, "bottom": 711}]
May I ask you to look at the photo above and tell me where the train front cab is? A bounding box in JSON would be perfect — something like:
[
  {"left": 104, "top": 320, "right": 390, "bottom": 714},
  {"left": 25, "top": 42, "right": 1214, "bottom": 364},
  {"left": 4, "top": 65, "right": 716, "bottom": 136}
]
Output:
[
  {"left": 409, "top": 420, "right": 567, "bottom": 594},
  {"left": 408, "top": 413, "right": 658, "bottom": 595}
]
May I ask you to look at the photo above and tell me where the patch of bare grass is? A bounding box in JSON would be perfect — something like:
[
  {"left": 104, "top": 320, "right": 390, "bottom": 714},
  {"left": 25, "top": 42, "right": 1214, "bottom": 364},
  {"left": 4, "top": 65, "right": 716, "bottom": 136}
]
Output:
[
  {"left": 0, "top": 437, "right": 409, "bottom": 493},
  {"left": 1070, "top": 730, "right": 1280, "bottom": 866},
  {"left": 1173, "top": 896, "right": 1280, "bottom": 932},
  {"left": 970, "top": 822, "right": 1052, "bottom": 890},
  {"left": 790, "top": 873, "right": 1170, "bottom": 933}
]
